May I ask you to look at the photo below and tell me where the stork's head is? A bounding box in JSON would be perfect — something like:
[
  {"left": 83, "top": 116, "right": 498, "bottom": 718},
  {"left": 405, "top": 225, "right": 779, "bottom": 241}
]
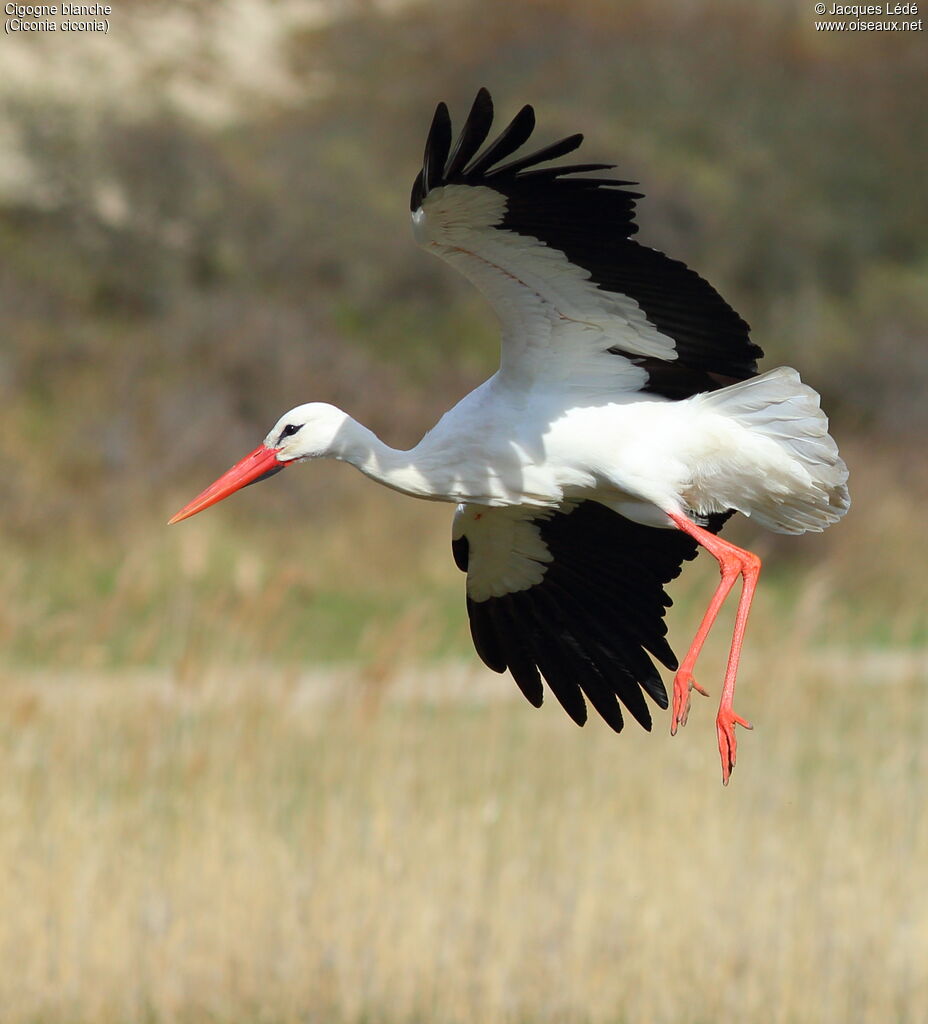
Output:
[{"left": 169, "top": 403, "right": 348, "bottom": 524}]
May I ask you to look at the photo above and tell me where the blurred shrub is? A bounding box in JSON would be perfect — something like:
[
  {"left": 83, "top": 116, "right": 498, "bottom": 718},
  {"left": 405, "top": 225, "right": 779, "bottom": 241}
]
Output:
[{"left": 0, "top": 0, "right": 925, "bottom": 542}]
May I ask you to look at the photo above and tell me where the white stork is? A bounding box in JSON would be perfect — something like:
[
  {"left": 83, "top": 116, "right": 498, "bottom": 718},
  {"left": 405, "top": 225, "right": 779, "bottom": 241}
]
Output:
[{"left": 170, "top": 89, "right": 849, "bottom": 783}]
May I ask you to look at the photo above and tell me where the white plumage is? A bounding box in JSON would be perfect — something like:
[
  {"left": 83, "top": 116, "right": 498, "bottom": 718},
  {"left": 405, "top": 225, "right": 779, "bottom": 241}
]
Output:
[{"left": 171, "top": 89, "right": 849, "bottom": 784}]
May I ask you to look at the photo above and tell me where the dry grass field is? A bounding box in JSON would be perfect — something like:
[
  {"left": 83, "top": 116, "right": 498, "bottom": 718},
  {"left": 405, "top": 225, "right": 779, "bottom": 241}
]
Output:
[
  {"left": 1, "top": 445, "right": 927, "bottom": 1023},
  {"left": 2, "top": 638, "right": 928, "bottom": 1024}
]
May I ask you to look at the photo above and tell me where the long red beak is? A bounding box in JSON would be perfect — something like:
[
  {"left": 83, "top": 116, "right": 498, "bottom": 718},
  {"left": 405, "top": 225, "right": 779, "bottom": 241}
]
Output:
[{"left": 169, "top": 445, "right": 287, "bottom": 525}]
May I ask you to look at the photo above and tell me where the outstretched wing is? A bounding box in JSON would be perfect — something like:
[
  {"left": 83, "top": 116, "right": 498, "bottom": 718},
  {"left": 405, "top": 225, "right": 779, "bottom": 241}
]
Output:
[
  {"left": 451, "top": 501, "right": 728, "bottom": 733},
  {"left": 412, "top": 88, "right": 761, "bottom": 398}
]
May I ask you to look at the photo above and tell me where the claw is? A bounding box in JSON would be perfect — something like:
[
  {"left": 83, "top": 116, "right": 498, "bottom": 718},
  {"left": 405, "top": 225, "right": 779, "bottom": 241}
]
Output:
[
  {"left": 716, "top": 709, "right": 753, "bottom": 785},
  {"left": 670, "top": 669, "right": 709, "bottom": 735}
]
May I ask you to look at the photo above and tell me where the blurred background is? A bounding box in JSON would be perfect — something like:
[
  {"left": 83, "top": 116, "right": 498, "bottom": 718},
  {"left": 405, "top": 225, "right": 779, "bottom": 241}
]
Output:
[{"left": 1, "top": 1, "right": 927, "bottom": 1021}]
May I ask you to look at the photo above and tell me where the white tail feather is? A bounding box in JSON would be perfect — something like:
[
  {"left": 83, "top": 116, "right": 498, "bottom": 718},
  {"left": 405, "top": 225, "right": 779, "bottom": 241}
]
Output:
[{"left": 696, "top": 367, "right": 850, "bottom": 534}]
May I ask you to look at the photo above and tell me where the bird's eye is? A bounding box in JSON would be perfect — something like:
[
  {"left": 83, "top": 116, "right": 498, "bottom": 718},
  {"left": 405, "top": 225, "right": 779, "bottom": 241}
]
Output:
[{"left": 279, "top": 423, "right": 302, "bottom": 442}]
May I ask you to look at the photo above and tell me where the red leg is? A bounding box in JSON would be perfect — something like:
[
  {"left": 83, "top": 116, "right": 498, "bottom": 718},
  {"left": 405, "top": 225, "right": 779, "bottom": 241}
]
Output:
[
  {"left": 669, "top": 566, "right": 736, "bottom": 735},
  {"left": 667, "top": 511, "right": 760, "bottom": 784}
]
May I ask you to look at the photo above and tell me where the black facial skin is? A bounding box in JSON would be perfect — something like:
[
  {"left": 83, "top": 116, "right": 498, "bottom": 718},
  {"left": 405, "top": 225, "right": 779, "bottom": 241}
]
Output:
[{"left": 278, "top": 423, "right": 303, "bottom": 443}]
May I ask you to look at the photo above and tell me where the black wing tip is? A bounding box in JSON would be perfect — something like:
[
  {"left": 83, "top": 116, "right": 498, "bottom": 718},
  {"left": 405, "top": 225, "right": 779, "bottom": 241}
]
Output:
[
  {"left": 443, "top": 88, "right": 495, "bottom": 181},
  {"left": 474, "top": 85, "right": 492, "bottom": 107},
  {"left": 422, "top": 102, "right": 452, "bottom": 192},
  {"left": 411, "top": 88, "right": 633, "bottom": 211}
]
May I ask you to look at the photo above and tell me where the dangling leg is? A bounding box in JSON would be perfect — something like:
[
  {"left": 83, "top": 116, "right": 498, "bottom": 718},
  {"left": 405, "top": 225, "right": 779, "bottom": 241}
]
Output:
[
  {"left": 668, "top": 558, "right": 738, "bottom": 734},
  {"left": 667, "top": 511, "right": 760, "bottom": 784}
]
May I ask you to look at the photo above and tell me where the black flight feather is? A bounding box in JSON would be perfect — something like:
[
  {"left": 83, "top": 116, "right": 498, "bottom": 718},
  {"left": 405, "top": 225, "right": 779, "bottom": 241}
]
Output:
[
  {"left": 466, "top": 596, "right": 507, "bottom": 674},
  {"left": 489, "top": 597, "right": 545, "bottom": 708},
  {"left": 485, "top": 133, "right": 585, "bottom": 179},
  {"left": 443, "top": 87, "right": 495, "bottom": 180},
  {"left": 463, "top": 103, "right": 535, "bottom": 178},
  {"left": 422, "top": 101, "right": 452, "bottom": 196},
  {"left": 512, "top": 164, "right": 620, "bottom": 183}
]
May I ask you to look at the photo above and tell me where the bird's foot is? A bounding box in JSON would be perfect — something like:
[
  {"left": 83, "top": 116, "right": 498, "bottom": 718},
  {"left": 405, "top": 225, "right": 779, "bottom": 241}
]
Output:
[
  {"left": 716, "top": 706, "right": 753, "bottom": 786},
  {"left": 670, "top": 669, "right": 708, "bottom": 735}
]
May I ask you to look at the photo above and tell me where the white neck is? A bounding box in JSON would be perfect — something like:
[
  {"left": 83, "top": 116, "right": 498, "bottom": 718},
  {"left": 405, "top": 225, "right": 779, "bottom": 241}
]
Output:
[{"left": 328, "top": 416, "right": 448, "bottom": 501}]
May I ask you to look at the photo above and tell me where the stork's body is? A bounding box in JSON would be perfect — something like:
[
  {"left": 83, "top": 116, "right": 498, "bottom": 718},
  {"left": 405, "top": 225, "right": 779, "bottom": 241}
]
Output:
[
  {"left": 171, "top": 90, "right": 849, "bottom": 783},
  {"left": 327, "top": 373, "right": 843, "bottom": 528}
]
